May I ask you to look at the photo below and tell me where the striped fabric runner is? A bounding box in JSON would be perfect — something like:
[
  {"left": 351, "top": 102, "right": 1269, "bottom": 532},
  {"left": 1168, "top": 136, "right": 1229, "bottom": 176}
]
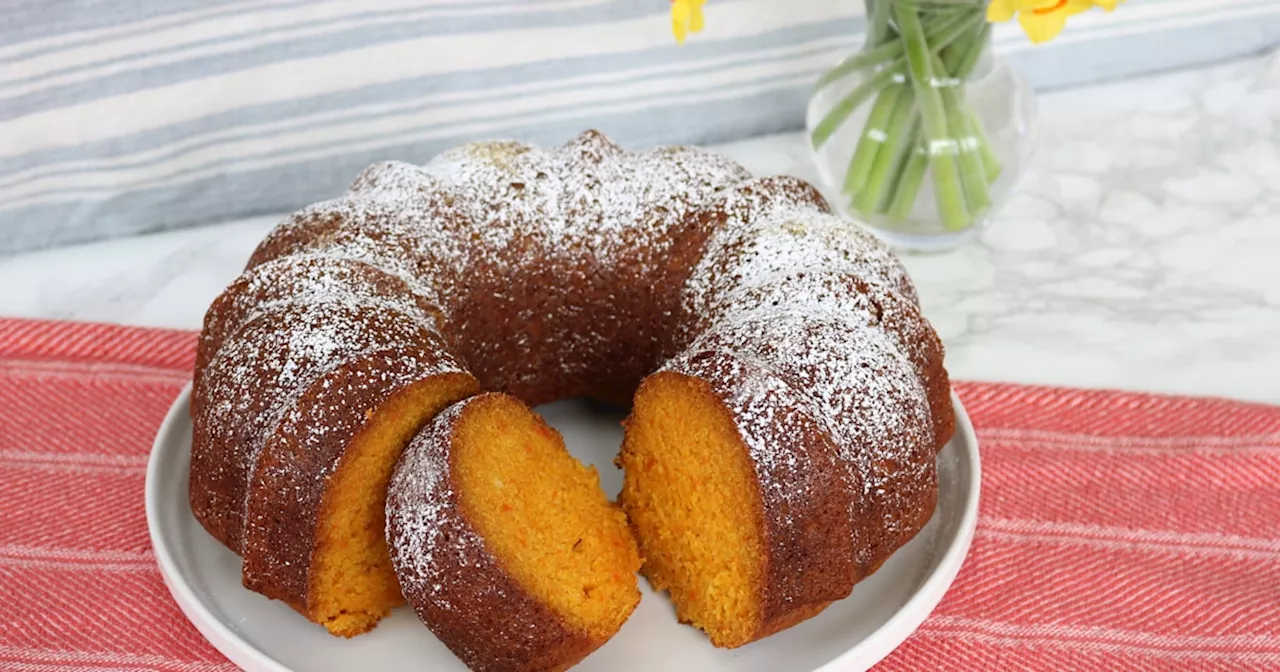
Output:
[
  {"left": 0, "top": 0, "right": 860, "bottom": 254},
  {"left": 2, "top": 316, "right": 1278, "bottom": 670}
]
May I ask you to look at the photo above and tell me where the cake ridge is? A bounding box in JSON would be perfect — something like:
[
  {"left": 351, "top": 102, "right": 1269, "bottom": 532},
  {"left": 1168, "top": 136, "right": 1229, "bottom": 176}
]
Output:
[
  {"left": 682, "top": 195, "right": 917, "bottom": 306},
  {"left": 681, "top": 312, "right": 930, "bottom": 494},
  {"left": 213, "top": 282, "right": 441, "bottom": 355},
  {"left": 192, "top": 298, "right": 449, "bottom": 551}
]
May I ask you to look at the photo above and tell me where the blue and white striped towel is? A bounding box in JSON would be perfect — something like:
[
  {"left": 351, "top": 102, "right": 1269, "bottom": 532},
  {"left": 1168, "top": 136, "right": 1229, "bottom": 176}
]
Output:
[{"left": 0, "top": 0, "right": 860, "bottom": 254}]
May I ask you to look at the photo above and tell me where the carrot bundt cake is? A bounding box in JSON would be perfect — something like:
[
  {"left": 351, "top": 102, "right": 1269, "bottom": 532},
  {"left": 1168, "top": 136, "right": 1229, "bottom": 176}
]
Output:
[{"left": 189, "top": 130, "right": 952, "bottom": 662}]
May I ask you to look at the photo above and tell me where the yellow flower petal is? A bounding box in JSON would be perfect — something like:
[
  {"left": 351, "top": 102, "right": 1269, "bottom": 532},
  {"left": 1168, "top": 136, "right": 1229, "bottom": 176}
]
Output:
[
  {"left": 670, "top": 0, "right": 705, "bottom": 44},
  {"left": 1094, "top": 0, "right": 1124, "bottom": 10},
  {"left": 671, "top": 1, "right": 690, "bottom": 44},
  {"left": 987, "top": 0, "right": 1017, "bottom": 23},
  {"left": 689, "top": 6, "right": 705, "bottom": 33},
  {"left": 1018, "top": 5, "right": 1070, "bottom": 44},
  {"left": 1064, "top": 0, "right": 1093, "bottom": 15}
]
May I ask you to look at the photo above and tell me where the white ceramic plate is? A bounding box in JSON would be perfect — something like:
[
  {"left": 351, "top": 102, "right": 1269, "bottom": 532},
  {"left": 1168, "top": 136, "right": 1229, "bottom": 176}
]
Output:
[{"left": 147, "top": 385, "right": 979, "bottom": 672}]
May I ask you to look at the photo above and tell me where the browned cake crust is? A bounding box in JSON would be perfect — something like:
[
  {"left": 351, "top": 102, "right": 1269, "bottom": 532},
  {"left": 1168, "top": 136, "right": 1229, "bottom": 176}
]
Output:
[
  {"left": 386, "top": 400, "right": 607, "bottom": 672},
  {"left": 190, "top": 130, "right": 953, "bottom": 649}
]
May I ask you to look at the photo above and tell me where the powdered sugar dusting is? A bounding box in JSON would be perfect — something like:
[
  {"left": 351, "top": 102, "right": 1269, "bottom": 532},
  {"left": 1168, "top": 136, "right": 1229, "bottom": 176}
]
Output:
[
  {"left": 709, "top": 313, "right": 929, "bottom": 479},
  {"left": 237, "top": 132, "right": 754, "bottom": 397},
  {"left": 696, "top": 268, "right": 938, "bottom": 399},
  {"left": 420, "top": 134, "right": 750, "bottom": 270},
  {"left": 685, "top": 205, "right": 918, "bottom": 323},
  {"left": 385, "top": 401, "right": 485, "bottom": 611}
]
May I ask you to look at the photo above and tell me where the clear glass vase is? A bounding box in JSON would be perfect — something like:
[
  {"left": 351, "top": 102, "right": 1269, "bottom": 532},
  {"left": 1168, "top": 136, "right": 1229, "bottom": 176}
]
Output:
[{"left": 806, "top": 0, "right": 1037, "bottom": 252}]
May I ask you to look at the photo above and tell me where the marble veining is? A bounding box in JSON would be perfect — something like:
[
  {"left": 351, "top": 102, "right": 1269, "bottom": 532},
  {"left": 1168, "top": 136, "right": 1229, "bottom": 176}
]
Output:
[{"left": 1, "top": 50, "right": 1277, "bottom": 404}]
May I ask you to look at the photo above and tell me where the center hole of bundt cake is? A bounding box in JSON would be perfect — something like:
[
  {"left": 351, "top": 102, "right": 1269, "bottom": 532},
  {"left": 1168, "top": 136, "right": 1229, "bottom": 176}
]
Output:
[{"left": 453, "top": 394, "right": 642, "bottom": 638}]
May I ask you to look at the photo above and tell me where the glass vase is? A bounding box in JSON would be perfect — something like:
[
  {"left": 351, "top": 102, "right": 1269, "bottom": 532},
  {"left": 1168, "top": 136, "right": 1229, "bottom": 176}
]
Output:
[{"left": 806, "top": 0, "right": 1037, "bottom": 252}]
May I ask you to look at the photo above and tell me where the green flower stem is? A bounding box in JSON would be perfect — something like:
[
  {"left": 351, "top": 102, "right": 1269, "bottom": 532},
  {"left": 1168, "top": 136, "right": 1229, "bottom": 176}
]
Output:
[
  {"left": 949, "top": 105, "right": 993, "bottom": 213},
  {"left": 811, "top": 10, "right": 984, "bottom": 150},
  {"left": 886, "top": 141, "right": 929, "bottom": 221},
  {"left": 865, "top": 0, "right": 893, "bottom": 48},
  {"left": 943, "top": 22, "right": 1005, "bottom": 182},
  {"left": 843, "top": 82, "right": 906, "bottom": 196},
  {"left": 928, "top": 49, "right": 991, "bottom": 214},
  {"left": 946, "top": 21, "right": 990, "bottom": 79},
  {"left": 852, "top": 89, "right": 919, "bottom": 213},
  {"left": 815, "top": 42, "right": 902, "bottom": 91},
  {"left": 929, "top": 9, "right": 986, "bottom": 55},
  {"left": 878, "top": 121, "right": 921, "bottom": 213},
  {"left": 811, "top": 62, "right": 904, "bottom": 149},
  {"left": 815, "top": 9, "right": 981, "bottom": 92},
  {"left": 895, "top": 4, "right": 970, "bottom": 230},
  {"left": 968, "top": 109, "right": 1003, "bottom": 181},
  {"left": 895, "top": 0, "right": 987, "bottom": 8},
  {"left": 815, "top": 2, "right": 1000, "bottom": 230}
]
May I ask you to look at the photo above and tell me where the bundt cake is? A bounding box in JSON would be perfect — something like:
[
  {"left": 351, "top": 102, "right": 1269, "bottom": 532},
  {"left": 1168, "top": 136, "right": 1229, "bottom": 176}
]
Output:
[
  {"left": 189, "top": 130, "right": 952, "bottom": 659},
  {"left": 387, "top": 393, "right": 642, "bottom": 671}
]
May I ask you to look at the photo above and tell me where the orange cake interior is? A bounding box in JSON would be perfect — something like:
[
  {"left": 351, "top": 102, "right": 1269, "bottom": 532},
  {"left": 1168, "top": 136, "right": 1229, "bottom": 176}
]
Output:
[
  {"left": 309, "top": 373, "right": 479, "bottom": 636},
  {"left": 618, "top": 372, "right": 766, "bottom": 648},
  {"left": 453, "top": 393, "right": 642, "bottom": 639}
]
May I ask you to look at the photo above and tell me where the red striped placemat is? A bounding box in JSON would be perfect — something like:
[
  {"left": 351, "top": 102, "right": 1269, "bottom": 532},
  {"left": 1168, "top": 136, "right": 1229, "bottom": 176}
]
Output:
[{"left": 2, "top": 317, "right": 1278, "bottom": 671}]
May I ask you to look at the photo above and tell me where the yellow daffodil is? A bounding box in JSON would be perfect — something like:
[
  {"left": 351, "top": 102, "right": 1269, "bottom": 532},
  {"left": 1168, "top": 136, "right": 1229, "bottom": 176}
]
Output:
[
  {"left": 671, "top": 0, "right": 706, "bottom": 45},
  {"left": 988, "top": 0, "right": 1116, "bottom": 44}
]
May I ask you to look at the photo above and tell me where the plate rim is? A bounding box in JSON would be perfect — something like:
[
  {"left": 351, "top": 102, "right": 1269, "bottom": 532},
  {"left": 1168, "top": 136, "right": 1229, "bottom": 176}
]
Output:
[
  {"left": 147, "top": 384, "right": 980, "bottom": 672},
  {"left": 146, "top": 381, "right": 292, "bottom": 672},
  {"left": 815, "top": 392, "right": 981, "bottom": 671}
]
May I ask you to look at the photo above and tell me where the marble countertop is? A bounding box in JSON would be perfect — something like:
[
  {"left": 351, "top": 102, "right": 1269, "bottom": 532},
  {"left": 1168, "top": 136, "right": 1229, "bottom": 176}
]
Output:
[{"left": 2, "top": 50, "right": 1277, "bottom": 404}]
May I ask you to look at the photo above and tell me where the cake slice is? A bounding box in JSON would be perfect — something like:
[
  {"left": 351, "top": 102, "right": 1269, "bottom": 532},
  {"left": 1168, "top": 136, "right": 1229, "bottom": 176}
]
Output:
[
  {"left": 240, "top": 358, "right": 479, "bottom": 637},
  {"left": 618, "top": 351, "right": 856, "bottom": 649},
  {"left": 387, "top": 393, "right": 642, "bottom": 672}
]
